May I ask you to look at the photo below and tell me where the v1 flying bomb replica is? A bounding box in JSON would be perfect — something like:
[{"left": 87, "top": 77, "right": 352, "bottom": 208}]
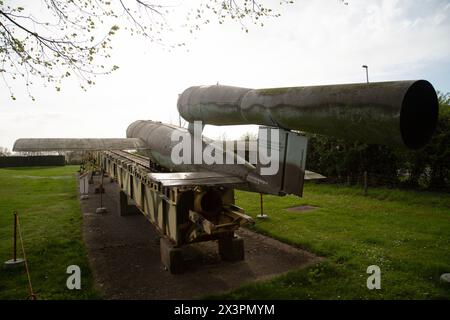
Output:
[{"left": 13, "top": 80, "right": 439, "bottom": 273}]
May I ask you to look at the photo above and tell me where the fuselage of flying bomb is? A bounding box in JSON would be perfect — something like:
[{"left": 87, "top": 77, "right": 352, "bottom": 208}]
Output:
[{"left": 125, "top": 120, "right": 267, "bottom": 189}]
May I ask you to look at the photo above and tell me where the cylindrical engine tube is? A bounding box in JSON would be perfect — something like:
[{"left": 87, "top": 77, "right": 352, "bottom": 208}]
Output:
[{"left": 178, "top": 81, "right": 439, "bottom": 149}]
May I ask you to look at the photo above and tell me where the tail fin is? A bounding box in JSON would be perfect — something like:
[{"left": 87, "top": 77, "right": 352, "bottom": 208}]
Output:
[{"left": 256, "top": 127, "right": 308, "bottom": 196}]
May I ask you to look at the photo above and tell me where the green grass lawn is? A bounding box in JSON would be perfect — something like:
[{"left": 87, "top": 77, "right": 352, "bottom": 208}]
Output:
[
  {"left": 0, "top": 166, "right": 100, "bottom": 299},
  {"left": 214, "top": 183, "right": 450, "bottom": 300},
  {"left": 1, "top": 166, "right": 449, "bottom": 300}
]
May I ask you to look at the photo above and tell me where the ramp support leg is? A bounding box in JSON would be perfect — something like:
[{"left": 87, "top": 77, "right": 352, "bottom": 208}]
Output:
[
  {"left": 119, "top": 190, "right": 140, "bottom": 216},
  {"left": 160, "top": 237, "right": 183, "bottom": 274},
  {"left": 218, "top": 236, "right": 245, "bottom": 261}
]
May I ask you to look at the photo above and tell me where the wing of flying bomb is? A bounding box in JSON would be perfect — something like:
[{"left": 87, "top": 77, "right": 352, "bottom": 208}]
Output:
[
  {"left": 148, "top": 171, "right": 245, "bottom": 187},
  {"left": 304, "top": 170, "right": 326, "bottom": 180},
  {"left": 148, "top": 169, "right": 325, "bottom": 188},
  {"left": 13, "top": 138, "right": 147, "bottom": 152}
]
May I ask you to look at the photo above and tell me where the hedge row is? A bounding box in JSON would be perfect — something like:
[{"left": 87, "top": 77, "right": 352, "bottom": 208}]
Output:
[
  {"left": 0, "top": 155, "right": 66, "bottom": 168},
  {"left": 305, "top": 93, "right": 450, "bottom": 191}
]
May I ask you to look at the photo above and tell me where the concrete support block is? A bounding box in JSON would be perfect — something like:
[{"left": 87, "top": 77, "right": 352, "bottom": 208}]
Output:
[
  {"left": 4, "top": 258, "right": 25, "bottom": 270},
  {"left": 119, "top": 191, "right": 140, "bottom": 216},
  {"left": 160, "top": 237, "right": 183, "bottom": 274},
  {"left": 88, "top": 171, "right": 94, "bottom": 184},
  {"left": 95, "top": 207, "right": 108, "bottom": 214},
  {"left": 94, "top": 186, "right": 105, "bottom": 194},
  {"left": 218, "top": 236, "right": 245, "bottom": 262},
  {"left": 119, "top": 190, "right": 128, "bottom": 216}
]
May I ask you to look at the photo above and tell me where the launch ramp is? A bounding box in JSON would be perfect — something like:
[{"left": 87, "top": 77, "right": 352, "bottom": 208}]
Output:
[{"left": 95, "top": 150, "right": 253, "bottom": 273}]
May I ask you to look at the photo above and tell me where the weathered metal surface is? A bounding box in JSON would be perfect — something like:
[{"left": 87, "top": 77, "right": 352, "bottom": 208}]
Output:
[
  {"left": 304, "top": 170, "right": 326, "bottom": 180},
  {"left": 148, "top": 172, "right": 245, "bottom": 187},
  {"left": 13, "top": 138, "right": 147, "bottom": 152},
  {"left": 98, "top": 151, "right": 252, "bottom": 247},
  {"left": 177, "top": 81, "right": 439, "bottom": 149},
  {"left": 12, "top": 119, "right": 312, "bottom": 196},
  {"left": 283, "top": 131, "right": 308, "bottom": 196},
  {"left": 178, "top": 85, "right": 252, "bottom": 125},
  {"left": 251, "top": 127, "right": 308, "bottom": 196},
  {"left": 125, "top": 120, "right": 314, "bottom": 196},
  {"left": 125, "top": 120, "right": 260, "bottom": 184},
  {"left": 226, "top": 139, "right": 325, "bottom": 180}
]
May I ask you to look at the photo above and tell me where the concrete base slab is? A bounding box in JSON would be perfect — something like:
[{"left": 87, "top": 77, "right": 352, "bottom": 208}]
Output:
[
  {"left": 286, "top": 205, "right": 318, "bottom": 213},
  {"left": 80, "top": 195, "right": 89, "bottom": 200},
  {"left": 4, "top": 258, "right": 25, "bottom": 269},
  {"left": 257, "top": 214, "right": 269, "bottom": 219},
  {"left": 95, "top": 207, "right": 108, "bottom": 214},
  {"left": 441, "top": 273, "right": 450, "bottom": 283}
]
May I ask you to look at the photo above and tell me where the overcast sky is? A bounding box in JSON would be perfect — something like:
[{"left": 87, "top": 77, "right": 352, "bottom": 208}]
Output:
[{"left": 1, "top": 0, "right": 449, "bottom": 150}]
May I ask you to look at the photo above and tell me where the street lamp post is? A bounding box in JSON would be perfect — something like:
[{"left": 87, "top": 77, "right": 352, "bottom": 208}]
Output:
[{"left": 362, "top": 65, "right": 369, "bottom": 83}]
